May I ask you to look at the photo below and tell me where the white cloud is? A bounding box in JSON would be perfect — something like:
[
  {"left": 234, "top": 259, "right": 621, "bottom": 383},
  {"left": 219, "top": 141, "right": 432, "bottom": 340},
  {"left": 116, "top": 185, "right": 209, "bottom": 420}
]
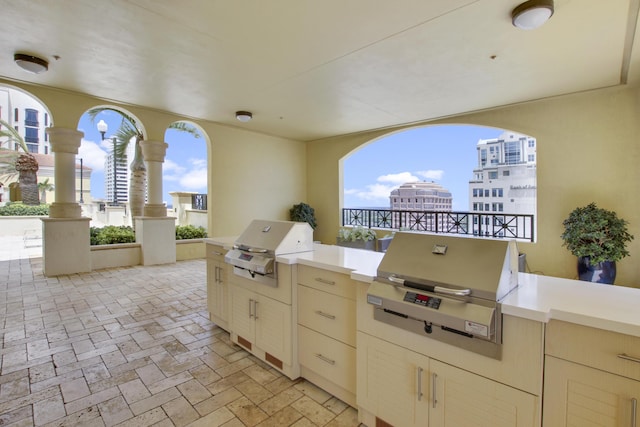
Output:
[
  {"left": 164, "top": 157, "right": 207, "bottom": 190},
  {"left": 78, "top": 139, "right": 107, "bottom": 173},
  {"left": 417, "top": 169, "right": 445, "bottom": 180},
  {"left": 377, "top": 172, "right": 420, "bottom": 185},
  {"left": 164, "top": 159, "right": 186, "bottom": 174}
]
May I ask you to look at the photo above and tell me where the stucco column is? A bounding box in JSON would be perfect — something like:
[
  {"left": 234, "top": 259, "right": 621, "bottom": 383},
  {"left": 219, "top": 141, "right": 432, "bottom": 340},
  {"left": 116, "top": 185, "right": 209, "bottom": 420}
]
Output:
[
  {"left": 140, "top": 140, "right": 168, "bottom": 217},
  {"left": 46, "top": 127, "right": 84, "bottom": 218}
]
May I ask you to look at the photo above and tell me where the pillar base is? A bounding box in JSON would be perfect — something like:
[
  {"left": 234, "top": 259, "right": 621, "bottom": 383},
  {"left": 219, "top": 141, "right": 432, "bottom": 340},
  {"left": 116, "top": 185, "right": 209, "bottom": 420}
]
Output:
[
  {"left": 143, "top": 203, "right": 167, "bottom": 218},
  {"left": 49, "top": 202, "right": 82, "bottom": 219},
  {"left": 42, "top": 217, "right": 91, "bottom": 276},
  {"left": 135, "top": 217, "right": 176, "bottom": 266}
]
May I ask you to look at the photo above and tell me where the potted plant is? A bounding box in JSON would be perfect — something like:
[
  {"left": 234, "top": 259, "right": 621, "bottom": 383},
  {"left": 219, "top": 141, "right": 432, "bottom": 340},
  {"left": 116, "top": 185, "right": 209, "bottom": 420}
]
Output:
[
  {"left": 289, "top": 202, "right": 317, "bottom": 229},
  {"left": 336, "top": 226, "right": 377, "bottom": 251},
  {"left": 561, "top": 202, "right": 634, "bottom": 284}
]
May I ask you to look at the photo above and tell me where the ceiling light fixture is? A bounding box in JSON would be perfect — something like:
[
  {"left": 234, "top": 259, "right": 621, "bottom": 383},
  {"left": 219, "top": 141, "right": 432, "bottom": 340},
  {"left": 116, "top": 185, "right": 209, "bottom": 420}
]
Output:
[
  {"left": 512, "top": 0, "right": 554, "bottom": 30},
  {"left": 236, "top": 111, "right": 253, "bottom": 122},
  {"left": 14, "top": 53, "right": 49, "bottom": 74}
]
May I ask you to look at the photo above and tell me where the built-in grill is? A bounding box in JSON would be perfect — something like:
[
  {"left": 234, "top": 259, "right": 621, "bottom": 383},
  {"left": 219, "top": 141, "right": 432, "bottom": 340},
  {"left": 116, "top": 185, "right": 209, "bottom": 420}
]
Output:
[
  {"left": 225, "top": 219, "right": 314, "bottom": 287},
  {"left": 367, "top": 232, "right": 519, "bottom": 359}
]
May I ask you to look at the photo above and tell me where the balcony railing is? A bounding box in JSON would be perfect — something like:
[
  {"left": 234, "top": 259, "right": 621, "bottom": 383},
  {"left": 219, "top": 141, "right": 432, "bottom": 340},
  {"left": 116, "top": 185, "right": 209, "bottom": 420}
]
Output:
[
  {"left": 342, "top": 208, "right": 534, "bottom": 242},
  {"left": 192, "top": 193, "right": 207, "bottom": 211}
]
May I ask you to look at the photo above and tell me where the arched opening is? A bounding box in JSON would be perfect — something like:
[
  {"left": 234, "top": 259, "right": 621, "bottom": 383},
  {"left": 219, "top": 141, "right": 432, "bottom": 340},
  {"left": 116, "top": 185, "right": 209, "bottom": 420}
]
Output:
[
  {"left": 77, "top": 106, "right": 147, "bottom": 226},
  {"left": 163, "top": 121, "right": 208, "bottom": 231},
  {"left": 341, "top": 124, "right": 537, "bottom": 242},
  {"left": 0, "top": 84, "right": 55, "bottom": 206}
]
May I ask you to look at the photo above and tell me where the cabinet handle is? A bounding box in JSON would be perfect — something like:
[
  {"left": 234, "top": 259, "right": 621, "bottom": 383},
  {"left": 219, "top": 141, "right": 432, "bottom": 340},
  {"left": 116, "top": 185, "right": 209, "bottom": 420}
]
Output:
[
  {"left": 249, "top": 299, "right": 254, "bottom": 318},
  {"left": 215, "top": 266, "right": 220, "bottom": 282},
  {"left": 618, "top": 353, "right": 640, "bottom": 364},
  {"left": 212, "top": 251, "right": 223, "bottom": 256},
  {"left": 254, "top": 300, "right": 258, "bottom": 319},
  {"left": 315, "top": 277, "right": 335, "bottom": 286},
  {"left": 315, "top": 310, "right": 336, "bottom": 320},
  {"left": 416, "top": 367, "right": 423, "bottom": 401},
  {"left": 432, "top": 373, "right": 438, "bottom": 408},
  {"left": 315, "top": 353, "right": 336, "bottom": 365},
  {"left": 632, "top": 397, "right": 637, "bottom": 427}
]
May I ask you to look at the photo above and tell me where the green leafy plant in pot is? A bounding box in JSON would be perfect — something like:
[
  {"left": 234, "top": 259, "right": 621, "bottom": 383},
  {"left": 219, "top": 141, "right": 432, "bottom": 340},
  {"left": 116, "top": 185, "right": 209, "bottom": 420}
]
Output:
[
  {"left": 289, "top": 202, "right": 317, "bottom": 230},
  {"left": 560, "top": 203, "right": 634, "bottom": 284}
]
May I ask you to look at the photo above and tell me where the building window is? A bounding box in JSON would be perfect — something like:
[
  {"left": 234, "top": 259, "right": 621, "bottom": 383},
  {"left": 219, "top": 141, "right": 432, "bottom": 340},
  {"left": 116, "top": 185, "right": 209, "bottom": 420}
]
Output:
[
  {"left": 14, "top": 108, "right": 18, "bottom": 121},
  {"left": 25, "top": 109, "right": 38, "bottom": 127},
  {"left": 484, "top": 189, "right": 489, "bottom": 197},
  {"left": 505, "top": 141, "right": 521, "bottom": 164},
  {"left": 528, "top": 139, "right": 535, "bottom": 147},
  {"left": 25, "top": 127, "right": 39, "bottom": 144},
  {"left": 492, "top": 188, "right": 503, "bottom": 197},
  {"left": 502, "top": 170, "right": 510, "bottom": 177},
  {"left": 485, "top": 203, "right": 490, "bottom": 211},
  {"left": 488, "top": 171, "right": 498, "bottom": 179},
  {"left": 528, "top": 154, "right": 535, "bottom": 162},
  {"left": 44, "top": 113, "right": 49, "bottom": 126}
]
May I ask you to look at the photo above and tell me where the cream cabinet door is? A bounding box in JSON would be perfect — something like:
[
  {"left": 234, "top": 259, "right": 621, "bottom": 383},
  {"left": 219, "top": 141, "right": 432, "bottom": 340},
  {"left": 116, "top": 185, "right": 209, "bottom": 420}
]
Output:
[
  {"left": 430, "top": 359, "right": 538, "bottom": 427},
  {"left": 544, "top": 356, "right": 640, "bottom": 427},
  {"left": 229, "top": 285, "right": 255, "bottom": 342},
  {"left": 357, "top": 332, "right": 430, "bottom": 427},
  {"left": 211, "top": 261, "right": 228, "bottom": 323},
  {"left": 254, "top": 294, "right": 291, "bottom": 365}
]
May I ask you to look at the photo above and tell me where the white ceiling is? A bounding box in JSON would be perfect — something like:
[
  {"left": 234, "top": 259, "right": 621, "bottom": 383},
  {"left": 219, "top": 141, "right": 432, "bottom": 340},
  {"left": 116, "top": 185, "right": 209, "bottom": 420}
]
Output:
[{"left": 1, "top": 0, "right": 638, "bottom": 141}]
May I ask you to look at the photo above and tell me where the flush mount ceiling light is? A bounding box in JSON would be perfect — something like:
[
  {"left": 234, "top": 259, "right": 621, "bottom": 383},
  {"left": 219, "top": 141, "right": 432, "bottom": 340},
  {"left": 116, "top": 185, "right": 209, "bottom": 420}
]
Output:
[
  {"left": 14, "top": 53, "right": 49, "bottom": 74},
  {"left": 236, "top": 111, "right": 253, "bottom": 122},
  {"left": 512, "top": 0, "right": 554, "bottom": 30}
]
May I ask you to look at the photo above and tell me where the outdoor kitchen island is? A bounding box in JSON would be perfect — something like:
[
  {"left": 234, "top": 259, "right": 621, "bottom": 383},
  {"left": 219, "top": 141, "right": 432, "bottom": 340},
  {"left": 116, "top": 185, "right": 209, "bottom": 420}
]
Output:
[{"left": 205, "top": 237, "right": 640, "bottom": 427}]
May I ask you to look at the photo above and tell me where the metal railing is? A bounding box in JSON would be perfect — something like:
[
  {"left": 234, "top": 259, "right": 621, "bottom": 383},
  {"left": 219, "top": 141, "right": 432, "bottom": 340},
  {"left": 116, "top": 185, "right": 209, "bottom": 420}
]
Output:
[
  {"left": 192, "top": 193, "right": 207, "bottom": 211},
  {"left": 342, "top": 208, "right": 534, "bottom": 242}
]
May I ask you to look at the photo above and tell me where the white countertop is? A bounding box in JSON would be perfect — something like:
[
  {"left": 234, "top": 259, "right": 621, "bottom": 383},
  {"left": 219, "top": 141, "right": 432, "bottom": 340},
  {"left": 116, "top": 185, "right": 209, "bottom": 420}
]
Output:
[{"left": 205, "top": 239, "right": 640, "bottom": 337}]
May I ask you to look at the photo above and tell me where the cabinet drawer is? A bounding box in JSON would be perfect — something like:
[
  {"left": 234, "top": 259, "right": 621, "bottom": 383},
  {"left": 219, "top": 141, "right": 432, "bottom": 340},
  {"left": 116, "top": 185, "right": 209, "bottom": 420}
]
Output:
[
  {"left": 206, "top": 244, "right": 226, "bottom": 262},
  {"left": 546, "top": 320, "right": 640, "bottom": 381},
  {"left": 298, "top": 325, "right": 356, "bottom": 393},
  {"left": 297, "top": 265, "right": 356, "bottom": 300},
  {"left": 298, "top": 285, "right": 356, "bottom": 346}
]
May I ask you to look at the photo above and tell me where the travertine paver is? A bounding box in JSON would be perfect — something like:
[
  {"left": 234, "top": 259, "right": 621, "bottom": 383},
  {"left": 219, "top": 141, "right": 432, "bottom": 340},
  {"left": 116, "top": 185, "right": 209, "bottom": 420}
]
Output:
[{"left": 0, "top": 257, "right": 360, "bottom": 426}]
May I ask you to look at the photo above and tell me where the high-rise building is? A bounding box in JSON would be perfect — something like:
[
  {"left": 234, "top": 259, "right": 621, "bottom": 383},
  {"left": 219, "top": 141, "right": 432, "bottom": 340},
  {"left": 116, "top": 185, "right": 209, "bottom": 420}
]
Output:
[
  {"left": 390, "top": 181, "right": 453, "bottom": 211},
  {"left": 468, "top": 131, "right": 536, "bottom": 235},
  {"left": 104, "top": 142, "right": 134, "bottom": 204},
  {"left": 0, "top": 88, "right": 51, "bottom": 154}
]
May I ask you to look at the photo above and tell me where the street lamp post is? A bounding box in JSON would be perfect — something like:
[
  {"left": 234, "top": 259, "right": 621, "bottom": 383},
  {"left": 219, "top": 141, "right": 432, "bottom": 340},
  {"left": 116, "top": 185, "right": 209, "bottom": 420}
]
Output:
[{"left": 97, "top": 119, "right": 118, "bottom": 205}]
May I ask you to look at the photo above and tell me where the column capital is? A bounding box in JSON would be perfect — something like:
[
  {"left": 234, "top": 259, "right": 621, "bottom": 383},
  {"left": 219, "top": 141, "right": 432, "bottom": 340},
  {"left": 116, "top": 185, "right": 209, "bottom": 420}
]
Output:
[
  {"left": 140, "top": 140, "right": 168, "bottom": 162},
  {"left": 46, "top": 127, "right": 84, "bottom": 154}
]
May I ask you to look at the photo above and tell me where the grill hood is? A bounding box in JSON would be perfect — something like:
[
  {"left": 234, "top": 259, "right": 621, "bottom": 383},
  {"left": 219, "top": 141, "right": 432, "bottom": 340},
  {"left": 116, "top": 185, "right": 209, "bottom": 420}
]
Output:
[
  {"left": 233, "top": 219, "right": 314, "bottom": 255},
  {"left": 376, "top": 232, "right": 519, "bottom": 302}
]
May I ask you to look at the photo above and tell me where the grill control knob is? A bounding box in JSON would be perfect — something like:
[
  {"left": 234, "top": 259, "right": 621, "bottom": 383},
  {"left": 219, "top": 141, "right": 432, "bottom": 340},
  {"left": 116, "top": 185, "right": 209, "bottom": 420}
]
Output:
[{"left": 424, "top": 322, "right": 433, "bottom": 334}]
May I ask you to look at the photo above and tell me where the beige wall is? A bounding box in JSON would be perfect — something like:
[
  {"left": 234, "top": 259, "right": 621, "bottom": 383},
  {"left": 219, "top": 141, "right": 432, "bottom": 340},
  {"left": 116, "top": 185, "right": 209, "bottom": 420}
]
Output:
[
  {"left": 1, "top": 79, "right": 307, "bottom": 239},
  {"left": 308, "top": 85, "right": 640, "bottom": 287}
]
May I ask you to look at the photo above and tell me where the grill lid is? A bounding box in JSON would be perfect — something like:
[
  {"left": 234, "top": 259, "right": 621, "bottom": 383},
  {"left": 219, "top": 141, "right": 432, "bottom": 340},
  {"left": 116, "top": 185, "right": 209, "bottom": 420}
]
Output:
[
  {"left": 376, "top": 233, "right": 518, "bottom": 301},
  {"left": 233, "top": 219, "right": 314, "bottom": 255}
]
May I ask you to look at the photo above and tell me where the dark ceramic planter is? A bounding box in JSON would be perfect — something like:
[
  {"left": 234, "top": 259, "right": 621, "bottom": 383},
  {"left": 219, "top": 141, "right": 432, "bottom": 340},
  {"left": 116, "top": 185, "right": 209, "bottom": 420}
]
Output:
[{"left": 577, "top": 256, "right": 616, "bottom": 284}]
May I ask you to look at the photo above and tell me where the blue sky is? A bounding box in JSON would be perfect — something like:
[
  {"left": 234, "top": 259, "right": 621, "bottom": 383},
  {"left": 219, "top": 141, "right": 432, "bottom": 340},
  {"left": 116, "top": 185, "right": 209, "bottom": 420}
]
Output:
[
  {"left": 77, "top": 110, "right": 207, "bottom": 206},
  {"left": 343, "top": 125, "right": 504, "bottom": 211}
]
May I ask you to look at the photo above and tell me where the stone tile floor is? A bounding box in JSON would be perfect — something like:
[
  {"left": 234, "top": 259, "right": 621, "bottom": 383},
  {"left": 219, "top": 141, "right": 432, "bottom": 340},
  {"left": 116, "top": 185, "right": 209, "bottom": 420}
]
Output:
[{"left": 0, "top": 257, "right": 359, "bottom": 426}]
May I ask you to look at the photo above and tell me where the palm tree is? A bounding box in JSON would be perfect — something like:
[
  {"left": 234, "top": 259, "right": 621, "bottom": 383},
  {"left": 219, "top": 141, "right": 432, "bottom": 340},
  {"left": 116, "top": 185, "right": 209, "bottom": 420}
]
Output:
[
  {"left": 38, "top": 178, "right": 54, "bottom": 203},
  {"left": 87, "top": 108, "right": 201, "bottom": 220},
  {"left": 0, "top": 118, "right": 40, "bottom": 205}
]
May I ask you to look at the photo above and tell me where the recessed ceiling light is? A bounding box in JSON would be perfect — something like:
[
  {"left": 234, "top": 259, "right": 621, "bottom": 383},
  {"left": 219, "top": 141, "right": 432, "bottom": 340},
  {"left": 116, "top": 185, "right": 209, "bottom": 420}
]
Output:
[
  {"left": 14, "top": 53, "right": 49, "bottom": 74},
  {"left": 236, "top": 111, "right": 253, "bottom": 122},
  {"left": 512, "top": 0, "right": 554, "bottom": 30}
]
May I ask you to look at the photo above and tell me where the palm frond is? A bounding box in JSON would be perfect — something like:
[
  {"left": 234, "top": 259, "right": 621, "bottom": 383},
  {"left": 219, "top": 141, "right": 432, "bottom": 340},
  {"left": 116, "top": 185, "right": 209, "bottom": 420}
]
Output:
[
  {"left": 169, "top": 122, "right": 201, "bottom": 138},
  {"left": 87, "top": 107, "right": 144, "bottom": 138},
  {"left": 0, "top": 118, "right": 29, "bottom": 152}
]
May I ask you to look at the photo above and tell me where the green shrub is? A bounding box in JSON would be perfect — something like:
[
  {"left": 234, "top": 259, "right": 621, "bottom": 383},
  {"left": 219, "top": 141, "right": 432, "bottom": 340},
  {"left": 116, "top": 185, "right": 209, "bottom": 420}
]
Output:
[
  {"left": 176, "top": 225, "right": 207, "bottom": 240},
  {"left": 0, "top": 202, "right": 49, "bottom": 216},
  {"left": 90, "top": 226, "right": 136, "bottom": 245}
]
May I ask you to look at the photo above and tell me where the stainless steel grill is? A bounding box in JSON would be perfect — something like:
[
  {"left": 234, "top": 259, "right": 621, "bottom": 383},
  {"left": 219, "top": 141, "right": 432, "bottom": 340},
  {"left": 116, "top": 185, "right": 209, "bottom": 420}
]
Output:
[
  {"left": 367, "top": 232, "right": 519, "bottom": 359},
  {"left": 225, "top": 219, "right": 314, "bottom": 287}
]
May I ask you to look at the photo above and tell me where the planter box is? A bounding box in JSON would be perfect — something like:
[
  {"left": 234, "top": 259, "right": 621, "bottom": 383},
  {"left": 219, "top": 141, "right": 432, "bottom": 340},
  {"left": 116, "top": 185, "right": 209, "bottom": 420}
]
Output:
[{"left": 336, "top": 238, "right": 376, "bottom": 251}]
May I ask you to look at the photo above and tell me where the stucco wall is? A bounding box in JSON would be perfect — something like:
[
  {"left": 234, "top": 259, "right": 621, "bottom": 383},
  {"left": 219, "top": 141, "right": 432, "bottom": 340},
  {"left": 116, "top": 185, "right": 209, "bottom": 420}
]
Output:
[{"left": 307, "top": 85, "right": 640, "bottom": 287}]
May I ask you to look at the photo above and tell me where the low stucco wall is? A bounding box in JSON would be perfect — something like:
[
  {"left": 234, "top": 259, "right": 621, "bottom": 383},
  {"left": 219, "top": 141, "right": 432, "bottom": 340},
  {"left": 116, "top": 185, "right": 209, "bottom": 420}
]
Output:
[
  {"left": 90, "top": 243, "right": 141, "bottom": 270},
  {"left": 176, "top": 239, "right": 206, "bottom": 260},
  {"left": 0, "top": 216, "right": 46, "bottom": 236}
]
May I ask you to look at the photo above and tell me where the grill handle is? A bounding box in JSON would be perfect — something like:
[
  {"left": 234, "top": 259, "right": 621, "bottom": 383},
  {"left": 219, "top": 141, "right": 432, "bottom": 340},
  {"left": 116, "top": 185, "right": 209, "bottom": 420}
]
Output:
[
  {"left": 233, "top": 245, "right": 268, "bottom": 253},
  {"left": 388, "top": 275, "right": 471, "bottom": 297}
]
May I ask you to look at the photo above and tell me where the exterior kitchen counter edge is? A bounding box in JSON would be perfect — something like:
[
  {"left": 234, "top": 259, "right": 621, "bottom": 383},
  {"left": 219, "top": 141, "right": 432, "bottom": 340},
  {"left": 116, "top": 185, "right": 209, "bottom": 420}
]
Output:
[{"left": 207, "top": 239, "right": 640, "bottom": 338}]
